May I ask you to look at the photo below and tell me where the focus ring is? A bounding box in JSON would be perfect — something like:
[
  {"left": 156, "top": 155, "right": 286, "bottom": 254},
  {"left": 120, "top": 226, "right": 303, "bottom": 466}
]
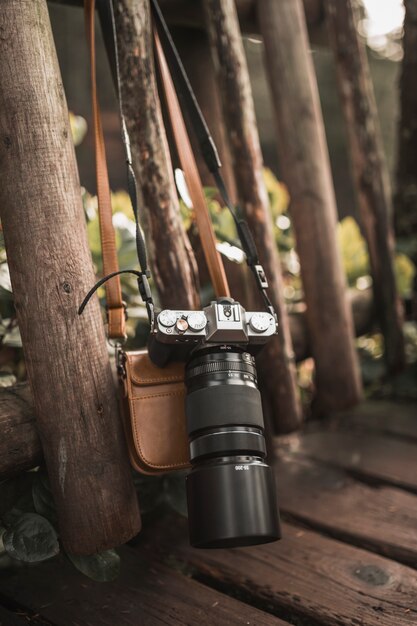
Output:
[{"left": 186, "top": 359, "right": 257, "bottom": 381}]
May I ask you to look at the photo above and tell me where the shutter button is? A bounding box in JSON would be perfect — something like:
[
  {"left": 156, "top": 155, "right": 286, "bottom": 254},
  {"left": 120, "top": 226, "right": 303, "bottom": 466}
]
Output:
[{"left": 176, "top": 317, "right": 189, "bottom": 334}]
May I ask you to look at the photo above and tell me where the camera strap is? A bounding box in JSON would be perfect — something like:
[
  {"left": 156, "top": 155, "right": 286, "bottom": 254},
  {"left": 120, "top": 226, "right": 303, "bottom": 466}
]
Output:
[
  {"left": 150, "top": 0, "right": 275, "bottom": 319},
  {"left": 81, "top": 0, "right": 154, "bottom": 337},
  {"left": 80, "top": 0, "right": 276, "bottom": 335}
]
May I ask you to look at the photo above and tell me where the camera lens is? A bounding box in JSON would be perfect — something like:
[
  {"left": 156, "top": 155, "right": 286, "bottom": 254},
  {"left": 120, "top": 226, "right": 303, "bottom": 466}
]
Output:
[{"left": 184, "top": 348, "right": 281, "bottom": 549}]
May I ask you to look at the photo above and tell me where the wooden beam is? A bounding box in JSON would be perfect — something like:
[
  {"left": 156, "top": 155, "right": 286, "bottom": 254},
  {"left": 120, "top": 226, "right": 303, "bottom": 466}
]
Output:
[
  {"left": 0, "top": 0, "right": 140, "bottom": 554},
  {"left": 202, "top": 0, "right": 302, "bottom": 433},
  {"left": 113, "top": 0, "right": 199, "bottom": 309},
  {"left": 258, "top": 0, "right": 363, "bottom": 413},
  {"left": 47, "top": 0, "right": 325, "bottom": 35},
  {"left": 324, "top": 0, "right": 405, "bottom": 374}
]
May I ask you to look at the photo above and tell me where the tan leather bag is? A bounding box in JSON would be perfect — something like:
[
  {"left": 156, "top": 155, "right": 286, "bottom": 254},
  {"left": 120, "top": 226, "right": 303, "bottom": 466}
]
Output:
[
  {"left": 84, "top": 0, "right": 229, "bottom": 474},
  {"left": 120, "top": 351, "right": 189, "bottom": 474}
]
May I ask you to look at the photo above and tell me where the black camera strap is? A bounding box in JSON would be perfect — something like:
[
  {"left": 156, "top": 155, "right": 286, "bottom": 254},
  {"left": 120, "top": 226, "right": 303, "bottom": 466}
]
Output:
[
  {"left": 150, "top": 0, "right": 275, "bottom": 319},
  {"left": 80, "top": 0, "right": 276, "bottom": 323}
]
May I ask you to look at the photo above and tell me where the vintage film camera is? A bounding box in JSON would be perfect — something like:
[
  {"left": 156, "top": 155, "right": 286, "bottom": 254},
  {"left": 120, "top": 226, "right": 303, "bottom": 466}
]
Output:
[{"left": 148, "top": 298, "right": 281, "bottom": 548}]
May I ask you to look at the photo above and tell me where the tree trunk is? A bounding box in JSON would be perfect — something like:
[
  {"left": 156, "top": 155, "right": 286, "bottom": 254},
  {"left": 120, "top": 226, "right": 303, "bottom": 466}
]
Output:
[
  {"left": 395, "top": 0, "right": 417, "bottom": 245},
  {"left": 202, "top": 0, "right": 302, "bottom": 433},
  {"left": 113, "top": 0, "right": 199, "bottom": 310},
  {"left": 324, "top": 0, "right": 405, "bottom": 374},
  {"left": 0, "top": 0, "right": 140, "bottom": 554},
  {"left": 258, "top": 0, "right": 363, "bottom": 413}
]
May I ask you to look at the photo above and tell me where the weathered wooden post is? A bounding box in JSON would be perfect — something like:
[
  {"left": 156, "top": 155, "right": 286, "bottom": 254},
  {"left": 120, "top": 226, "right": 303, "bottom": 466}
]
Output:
[
  {"left": 202, "top": 0, "right": 302, "bottom": 432},
  {"left": 324, "top": 0, "right": 405, "bottom": 374},
  {"left": 258, "top": 0, "right": 363, "bottom": 412},
  {"left": 113, "top": 0, "right": 199, "bottom": 310},
  {"left": 171, "top": 26, "right": 238, "bottom": 201},
  {"left": 395, "top": 0, "right": 417, "bottom": 249},
  {"left": 0, "top": 0, "right": 140, "bottom": 554}
]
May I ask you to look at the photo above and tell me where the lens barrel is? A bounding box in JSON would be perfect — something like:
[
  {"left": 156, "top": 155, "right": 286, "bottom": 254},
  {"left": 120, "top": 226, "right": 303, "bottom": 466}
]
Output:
[{"left": 185, "top": 348, "right": 281, "bottom": 549}]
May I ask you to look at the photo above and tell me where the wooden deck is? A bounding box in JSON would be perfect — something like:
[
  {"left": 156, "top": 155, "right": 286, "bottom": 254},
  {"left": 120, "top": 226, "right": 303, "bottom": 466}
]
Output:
[{"left": 1, "top": 400, "right": 417, "bottom": 625}]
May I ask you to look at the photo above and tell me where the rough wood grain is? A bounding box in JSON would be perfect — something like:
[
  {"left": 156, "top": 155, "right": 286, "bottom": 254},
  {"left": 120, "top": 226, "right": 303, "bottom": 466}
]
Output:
[
  {"left": 203, "top": 0, "right": 302, "bottom": 433},
  {"left": 113, "top": 0, "right": 199, "bottom": 309},
  {"left": 0, "top": 547, "right": 286, "bottom": 626},
  {"left": 395, "top": 0, "right": 417, "bottom": 246},
  {"left": 141, "top": 516, "right": 417, "bottom": 626},
  {"left": 0, "top": 0, "right": 140, "bottom": 554},
  {"left": 171, "top": 26, "right": 237, "bottom": 202},
  {"left": 279, "top": 429, "right": 417, "bottom": 492},
  {"left": 324, "top": 0, "right": 405, "bottom": 374},
  {"left": 258, "top": 0, "right": 362, "bottom": 413},
  {"left": 275, "top": 454, "right": 417, "bottom": 566}
]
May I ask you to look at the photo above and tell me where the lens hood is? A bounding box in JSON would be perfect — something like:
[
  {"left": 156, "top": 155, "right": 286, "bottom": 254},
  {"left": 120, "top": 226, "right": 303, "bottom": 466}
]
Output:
[{"left": 186, "top": 458, "right": 281, "bottom": 548}]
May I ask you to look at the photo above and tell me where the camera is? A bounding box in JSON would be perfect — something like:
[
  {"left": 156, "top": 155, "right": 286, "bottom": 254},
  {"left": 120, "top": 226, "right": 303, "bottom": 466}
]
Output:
[{"left": 148, "top": 298, "right": 281, "bottom": 549}]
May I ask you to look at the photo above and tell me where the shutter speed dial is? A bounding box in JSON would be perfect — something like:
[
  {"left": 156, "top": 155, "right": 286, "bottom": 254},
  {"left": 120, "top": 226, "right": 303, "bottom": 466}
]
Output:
[{"left": 188, "top": 312, "right": 207, "bottom": 332}]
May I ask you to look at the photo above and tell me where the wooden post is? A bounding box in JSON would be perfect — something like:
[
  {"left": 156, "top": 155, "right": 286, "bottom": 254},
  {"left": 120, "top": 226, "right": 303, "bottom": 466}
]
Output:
[
  {"left": 324, "top": 0, "right": 405, "bottom": 374},
  {"left": 258, "top": 0, "right": 362, "bottom": 412},
  {"left": 0, "top": 0, "right": 140, "bottom": 554},
  {"left": 202, "top": 0, "right": 302, "bottom": 432},
  {"left": 171, "top": 26, "right": 238, "bottom": 202},
  {"left": 113, "top": 0, "right": 199, "bottom": 310},
  {"left": 395, "top": 0, "right": 417, "bottom": 245}
]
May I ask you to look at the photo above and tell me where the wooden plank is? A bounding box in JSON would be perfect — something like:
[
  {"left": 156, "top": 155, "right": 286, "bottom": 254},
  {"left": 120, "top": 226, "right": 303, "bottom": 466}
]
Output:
[
  {"left": 275, "top": 455, "right": 417, "bottom": 566},
  {"left": 161, "top": 519, "right": 417, "bottom": 626},
  {"left": 277, "top": 430, "right": 417, "bottom": 491},
  {"left": 331, "top": 402, "right": 417, "bottom": 441},
  {"left": 0, "top": 546, "right": 285, "bottom": 626}
]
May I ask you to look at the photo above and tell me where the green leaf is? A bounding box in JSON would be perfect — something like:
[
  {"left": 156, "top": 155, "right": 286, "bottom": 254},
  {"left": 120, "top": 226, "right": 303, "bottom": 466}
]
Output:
[
  {"left": 66, "top": 549, "right": 120, "bottom": 582},
  {"left": 337, "top": 217, "right": 370, "bottom": 286},
  {"left": 3, "top": 513, "right": 59, "bottom": 563},
  {"left": 394, "top": 252, "right": 416, "bottom": 298}
]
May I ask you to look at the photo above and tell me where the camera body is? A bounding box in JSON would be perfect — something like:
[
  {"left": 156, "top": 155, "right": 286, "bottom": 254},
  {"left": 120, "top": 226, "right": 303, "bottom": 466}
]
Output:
[
  {"left": 148, "top": 298, "right": 281, "bottom": 549},
  {"left": 149, "top": 298, "right": 277, "bottom": 367}
]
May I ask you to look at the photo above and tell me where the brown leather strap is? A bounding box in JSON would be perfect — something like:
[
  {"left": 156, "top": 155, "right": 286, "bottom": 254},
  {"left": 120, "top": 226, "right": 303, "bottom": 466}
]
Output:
[
  {"left": 153, "top": 29, "right": 230, "bottom": 299},
  {"left": 85, "top": 0, "right": 126, "bottom": 339}
]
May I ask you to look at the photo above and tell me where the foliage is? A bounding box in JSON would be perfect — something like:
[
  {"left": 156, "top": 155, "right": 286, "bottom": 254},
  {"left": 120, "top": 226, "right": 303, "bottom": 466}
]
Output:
[
  {"left": 337, "top": 216, "right": 416, "bottom": 297},
  {"left": 0, "top": 463, "right": 188, "bottom": 580},
  {"left": 0, "top": 468, "right": 121, "bottom": 581}
]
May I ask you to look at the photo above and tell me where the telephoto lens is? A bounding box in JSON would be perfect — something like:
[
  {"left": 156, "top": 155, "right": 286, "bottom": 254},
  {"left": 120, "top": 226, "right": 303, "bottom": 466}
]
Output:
[{"left": 185, "top": 347, "right": 281, "bottom": 548}]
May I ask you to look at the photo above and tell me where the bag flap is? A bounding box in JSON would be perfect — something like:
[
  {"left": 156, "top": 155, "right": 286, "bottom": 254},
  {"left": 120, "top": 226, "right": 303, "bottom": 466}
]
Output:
[{"left": 125, "top": 350, "right": 185, "bottom": 386}]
